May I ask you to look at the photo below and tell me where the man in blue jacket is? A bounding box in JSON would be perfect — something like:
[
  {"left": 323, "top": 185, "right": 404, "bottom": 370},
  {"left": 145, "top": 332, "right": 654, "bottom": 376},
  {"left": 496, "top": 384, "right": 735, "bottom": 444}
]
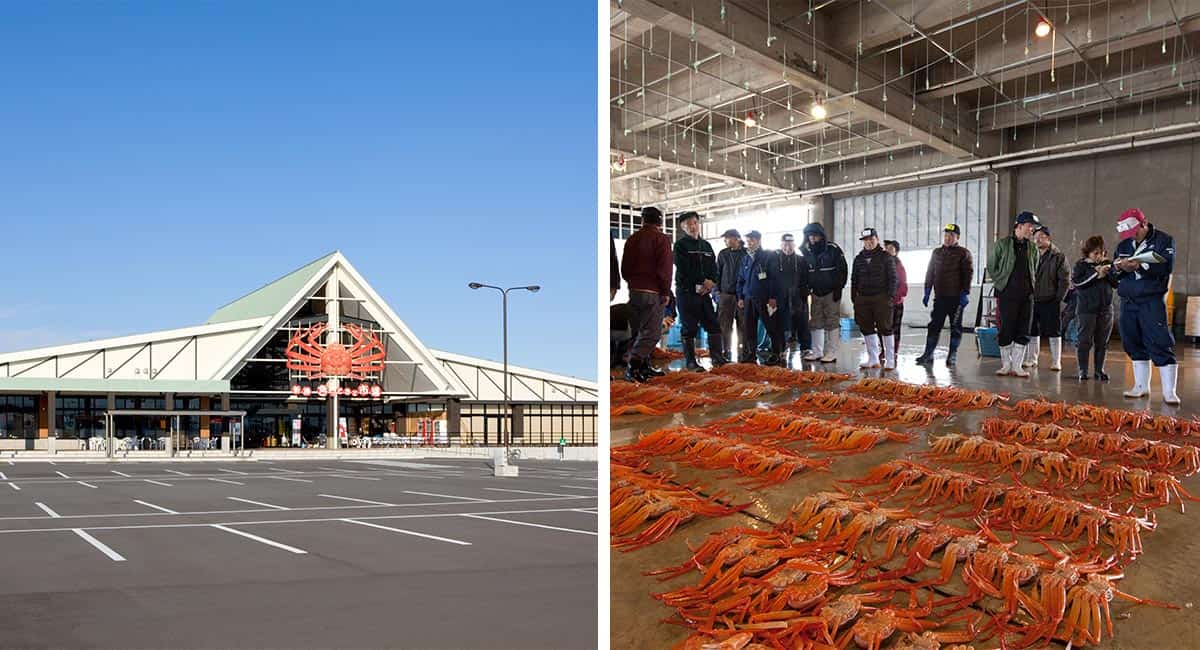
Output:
[
  {"left": 1113, "top": 208, "right": 1181, "bottom": 405},
  {"left": 737, "top": 231, "right": 784, "bottom": 365}
]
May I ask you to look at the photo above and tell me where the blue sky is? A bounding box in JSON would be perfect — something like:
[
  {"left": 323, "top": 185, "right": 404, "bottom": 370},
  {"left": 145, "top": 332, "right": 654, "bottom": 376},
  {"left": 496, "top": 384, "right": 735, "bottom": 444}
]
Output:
[{"left": 0, "top": 2, "right": 597, "bottom": 380}]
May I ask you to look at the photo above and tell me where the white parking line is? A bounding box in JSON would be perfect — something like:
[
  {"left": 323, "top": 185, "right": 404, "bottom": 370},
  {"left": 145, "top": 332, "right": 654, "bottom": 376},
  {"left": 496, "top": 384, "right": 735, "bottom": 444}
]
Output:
[
  {"left": 144, "top": 479, "right": 172, "bottom": 487},
  {"left": 571, "top": 508, "right": 598, "bottom": 514},
  {"left": 73, "top": 529, "right": 125, "bottom": 562},
  {"left": 55, "top": 471, "right": 70, "bottom": 479},
  {"left": 0, "top": 507, "right": 595, "bottom": 534},
  {"left": 164, "top": 470, "right": 190, "bottom": 476},
  {"left": 211, "top": 524, "right": 306, "bottom": 554},
  {"left": 228, "top": 497, "right": 288, "bottom": 511},
  {"left": 268, "top": 476, "right": 313, "bottom": 483},
  {"left": 557, "top": 485, "right": 593, "bottom": 491},
  {"left": 482, "top": 487, "right": 578, "bottom": 498},
  {"left": 403, "top": 490, "right": 486, "bottom": 502},
  {"left": 209, "top": 478, "right": 245, "bottom": 486},
  {"left": 328, "top": 475, "right": 380, "bottom": 481},
  {"left": 8, "top": 483, "right": 19, "bottom": 491},
  {"left": 460, "top": 513, "right": 596, "bottom": 536},
  {"left": 77, "top": 482, "right": 98, "bottom": 489},
  {"left": 135, "top": 500, "right": 178, "bottom": 515},
  {"left": 218, "top": 468, "right": 247, "bottom": 475},
  {"left": 35, "top": 503, "right": 61, "bottom": 518},
  {"left": 112, "top": 471, "right": 131, "bottom": 477},
  {"left": 0, "top": 471, "right": 6, "bottom": 480},
  {"left": 342, "top": 518, "right": 471, "bottom": 546},
  {"left": 318, "top": 494, "right": 394, "bottom": 507}
]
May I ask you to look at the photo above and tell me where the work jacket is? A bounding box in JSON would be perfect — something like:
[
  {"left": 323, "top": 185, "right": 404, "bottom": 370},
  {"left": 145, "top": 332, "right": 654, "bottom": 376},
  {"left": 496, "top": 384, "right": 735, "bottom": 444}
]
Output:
[
  {"left": 987, "top": 235, "right": 1038, "bottom": 294},
  {"left": 1071, "top": 258, "right": 1119, "bottom": 314},
  {"left": 1033, "top": 243, "right": 1070, "bottom": 303},
  {"left": 850, "top": 246, "right": 898, "bottom": 301},
  {"left": 673, "top": 234, "right": 719, "bottom": 294},
  {"left": 717, "top": 247, "right": 748, "bottom": 294},
  {"left": 926, "top": 245, "right": 973, "bottom": 297},
  {"left": 775, "top": 251, "right": 809, "bottom": 303},
  {"left": 736, "top": 248, "right": 781, "bottom": 302},
  {"left": 621, "top": 226, "right": 672, "bottom": 296},
  {"left": 1115, "top": 223, "right": 1176, "bottom": 301},
  {"left": 800, "top": 224, "right": 848, "bottom": 298}
]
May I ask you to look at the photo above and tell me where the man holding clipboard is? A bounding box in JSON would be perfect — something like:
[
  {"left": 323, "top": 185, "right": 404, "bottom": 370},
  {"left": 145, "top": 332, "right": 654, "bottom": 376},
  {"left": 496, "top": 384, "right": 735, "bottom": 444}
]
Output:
[{"left": 1113, "top": 208, "right": 1181, "bottom": 405}]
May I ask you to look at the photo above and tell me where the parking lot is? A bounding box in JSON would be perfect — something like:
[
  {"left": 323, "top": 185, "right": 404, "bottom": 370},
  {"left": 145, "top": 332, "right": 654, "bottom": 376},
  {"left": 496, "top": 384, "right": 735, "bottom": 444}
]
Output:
[{"left": 0, "top": 458, "right": 597, "bottom": 649}]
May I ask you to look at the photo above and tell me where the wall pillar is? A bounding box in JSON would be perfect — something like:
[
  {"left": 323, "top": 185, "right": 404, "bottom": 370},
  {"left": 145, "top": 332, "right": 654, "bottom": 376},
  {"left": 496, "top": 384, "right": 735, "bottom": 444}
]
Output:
[
  {"left": 200, "top": 396, "right": 211, "bottom": 440},
  {"left": 446, "top": 400, "right": 460, "bottom": 435},
  {"left": 220, "top": 393, "right": 231, "bottom": 452},
  {"left": 511, "top": 404, "right": 524, "bottom": 443}
]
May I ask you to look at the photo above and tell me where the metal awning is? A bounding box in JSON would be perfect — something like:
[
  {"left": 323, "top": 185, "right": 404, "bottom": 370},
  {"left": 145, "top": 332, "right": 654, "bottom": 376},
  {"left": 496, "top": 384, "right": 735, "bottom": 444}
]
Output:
[{"left": 106, "top": 410, "right": 246, "bottom": 417}]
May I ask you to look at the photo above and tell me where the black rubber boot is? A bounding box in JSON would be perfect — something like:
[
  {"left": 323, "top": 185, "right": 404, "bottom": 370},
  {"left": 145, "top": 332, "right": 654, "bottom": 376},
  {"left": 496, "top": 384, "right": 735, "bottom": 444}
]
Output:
[
  {"left": 683, "top": 337, "right": 705, "bottom": 372},
  {"left": 914, "top": 333, "right": 938, "bottom": 365},
  {"left": 1078, "top": 369, "right": 1090, "bottom": 381},
  {"left": 945, "top": 334, "right": 962, "bottom": 367},
  {"left": 1096, "top": 370, "right": 1109, "bottom": 381},
  {"left": 708, "top": 331, "right": 728, "bottom": 367},
  {"left": 623, "top": 359, "right": 646, "bottom": 383}
]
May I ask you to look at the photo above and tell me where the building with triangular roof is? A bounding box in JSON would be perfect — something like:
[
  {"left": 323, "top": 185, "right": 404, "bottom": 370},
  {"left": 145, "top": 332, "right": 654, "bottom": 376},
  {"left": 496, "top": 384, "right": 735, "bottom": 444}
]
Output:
[{"left": 0, "top": 253, "right": 596, "bottom": 453}]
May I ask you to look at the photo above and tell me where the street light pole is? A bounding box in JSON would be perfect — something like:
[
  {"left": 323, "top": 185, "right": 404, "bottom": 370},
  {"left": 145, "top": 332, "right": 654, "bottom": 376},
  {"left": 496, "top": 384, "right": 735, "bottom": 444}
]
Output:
[{"left": 468, "top": 282, "right": 540, "bottom": 452}]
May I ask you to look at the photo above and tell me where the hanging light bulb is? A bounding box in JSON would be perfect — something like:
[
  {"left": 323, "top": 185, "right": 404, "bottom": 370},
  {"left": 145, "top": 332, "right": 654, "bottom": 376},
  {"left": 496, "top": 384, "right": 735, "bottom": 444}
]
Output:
[
  {"left": 810, "top": 102, "right": 828, "bottom": 119},
  {"left": 745, "top": 111, "right": 758, "bottom": 127},
  {"left": 1035, "top": 20, "right": 1052, "bottom": 38}
]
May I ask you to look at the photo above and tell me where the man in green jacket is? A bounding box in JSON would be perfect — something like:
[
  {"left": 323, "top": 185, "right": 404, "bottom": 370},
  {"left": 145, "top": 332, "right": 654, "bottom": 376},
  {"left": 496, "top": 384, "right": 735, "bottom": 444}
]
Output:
[
  {"left": 673, "top": 211, "right": 727, "bottom": 371},
  {"left": 987, "top": 211, "right": 1041, "bottom": 377}
]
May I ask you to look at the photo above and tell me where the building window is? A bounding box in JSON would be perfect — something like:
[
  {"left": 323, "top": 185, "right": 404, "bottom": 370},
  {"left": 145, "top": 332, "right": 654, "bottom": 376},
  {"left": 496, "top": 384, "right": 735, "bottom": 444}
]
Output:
[
  {"left": 54, "top": 395, "right": 107, "bottom": 440},
  {"left": 0, "top": 396, "right": 37, "bottom": 439}
]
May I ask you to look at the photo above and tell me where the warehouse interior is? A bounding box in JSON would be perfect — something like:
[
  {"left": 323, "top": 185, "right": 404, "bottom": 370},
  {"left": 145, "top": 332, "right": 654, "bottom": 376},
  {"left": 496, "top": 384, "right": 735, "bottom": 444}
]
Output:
[{"left": 610, "top": 0, "right": 1200, "bottom": 647}]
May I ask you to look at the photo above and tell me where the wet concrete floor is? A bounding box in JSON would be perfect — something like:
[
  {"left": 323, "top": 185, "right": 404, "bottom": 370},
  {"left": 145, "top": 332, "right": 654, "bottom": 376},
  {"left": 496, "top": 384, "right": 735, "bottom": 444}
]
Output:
[{"left": 611, "top": 330, "right": 1200, "bottom": 649}]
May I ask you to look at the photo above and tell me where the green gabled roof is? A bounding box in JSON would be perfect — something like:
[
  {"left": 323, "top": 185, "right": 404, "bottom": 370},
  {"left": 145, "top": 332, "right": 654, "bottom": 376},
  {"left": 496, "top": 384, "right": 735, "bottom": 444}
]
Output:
[{"left": 205, "top": 252, "right": 337, "bottom": 324}]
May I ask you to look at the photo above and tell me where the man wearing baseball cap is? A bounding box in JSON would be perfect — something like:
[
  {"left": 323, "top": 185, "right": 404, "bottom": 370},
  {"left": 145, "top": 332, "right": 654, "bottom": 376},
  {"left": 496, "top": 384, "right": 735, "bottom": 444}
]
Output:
[
  {"left": 850, "top": 228, "right": 898, "bottom": 369},
  {"left": 620, "top": 206, "right": 673, "bottom": 382},
  {"left": 673, "top": 211, "right": 728, "bottom": 371},
  {"left": 916, "top": 224, "right": 973, "bottom": 367},
  {"left": 736, "top": 230, "right": 785, "bottom": 365},
  {"left": 1112, "top": 208, "right": 1180, "bottom": 405},
  {"left": 716, "top": 229, "right": 749, "bottom": 362},
  {"left": 986, "top": 211, "right": 1041, "bottom": 377}
]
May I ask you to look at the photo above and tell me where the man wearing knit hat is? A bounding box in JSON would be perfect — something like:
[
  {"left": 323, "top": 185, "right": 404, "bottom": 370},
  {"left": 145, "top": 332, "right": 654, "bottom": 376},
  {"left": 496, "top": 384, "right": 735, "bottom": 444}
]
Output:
[{"left": 1113, "top": 208, "right": 1181, "bottom": 405}]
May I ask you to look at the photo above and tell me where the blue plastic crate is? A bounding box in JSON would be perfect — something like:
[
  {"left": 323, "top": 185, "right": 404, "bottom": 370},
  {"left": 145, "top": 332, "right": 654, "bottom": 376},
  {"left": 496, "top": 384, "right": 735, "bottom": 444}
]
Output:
[
  {"left": 664, "top": 321, "right": 707, "bottom": 350},
  {"left": 975, "top": 326, "right": 1000, "bottom": 357},
  {"left": 840, "top": 317, "right": 859, "bottom": 334}
]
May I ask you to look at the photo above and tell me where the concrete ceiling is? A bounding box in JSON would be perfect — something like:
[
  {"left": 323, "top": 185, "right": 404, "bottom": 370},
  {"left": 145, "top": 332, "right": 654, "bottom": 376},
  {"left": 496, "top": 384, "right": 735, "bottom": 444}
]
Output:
[{"left": 610, "top": 0, "right": 1200, "bottom": 213}]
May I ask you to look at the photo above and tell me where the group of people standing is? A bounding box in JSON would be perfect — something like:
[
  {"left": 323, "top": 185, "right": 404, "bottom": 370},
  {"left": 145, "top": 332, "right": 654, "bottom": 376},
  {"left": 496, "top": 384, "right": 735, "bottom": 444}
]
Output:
[
  {"left": 614, "top": 205, "right": 1181, "bottom": 406},
  {"left": 987, "top": 208, "right": 1180, "bottom": 404}
]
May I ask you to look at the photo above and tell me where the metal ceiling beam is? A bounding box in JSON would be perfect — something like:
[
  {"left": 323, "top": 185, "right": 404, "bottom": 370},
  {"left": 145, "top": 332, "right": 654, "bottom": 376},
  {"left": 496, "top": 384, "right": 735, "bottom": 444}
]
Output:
[
  {"left": 922, "top": 9, "right": 1200, "bottom": 99},
  {"left": 777, "top": 140, "right": 920, "bottom": 172},
  {"left": 617, "top": 0, "right": 983, "bottom": 159},
  {"left": 611, "top": 148, "right": 788, "bottom": 192},
  {"left": 828, "top": 0, "right": 1013, "bottom": 54}
]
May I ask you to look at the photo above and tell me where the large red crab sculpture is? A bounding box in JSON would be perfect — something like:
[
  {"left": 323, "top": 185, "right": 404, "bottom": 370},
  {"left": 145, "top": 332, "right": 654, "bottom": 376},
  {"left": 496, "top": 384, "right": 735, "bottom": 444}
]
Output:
[{"left": 285, "top": 322, "right": 386, "bottom": 380}]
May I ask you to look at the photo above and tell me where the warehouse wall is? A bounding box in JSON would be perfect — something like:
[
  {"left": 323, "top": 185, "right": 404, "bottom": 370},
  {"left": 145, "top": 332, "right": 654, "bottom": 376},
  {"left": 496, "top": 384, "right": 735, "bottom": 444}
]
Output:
[{"left": 1012, "top": 139, "right": 1198, "bottom": 326}]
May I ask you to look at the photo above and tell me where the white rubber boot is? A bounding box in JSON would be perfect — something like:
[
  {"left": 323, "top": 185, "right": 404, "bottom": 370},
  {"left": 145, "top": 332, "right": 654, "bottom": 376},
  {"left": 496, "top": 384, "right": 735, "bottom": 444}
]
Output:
[
  {"left": 1123, "top": 360, "right": 1151, "bottom": 398},
  {"left": 996, "top": 345, "right": 1014, "bottom": 376},
  {"left": 1160, "top": 364, "right": 1182, "bottom": 406},
  {"left": 820, "top": 329, "right": 839, "bottom": 363},
  {"left": 1048, "top": 337, "right": 1062, "bottom": 371},
  {"left": 804, "top": 330, "right": 824, "bottom": 361},
  {"left": 882, "top": 337, "right": 896, "bottom": 371},
  {"left": 860, "top": 336, "right": 880, "bottom": 369},
  {"left": 1011, "top": 344, "right": 1031, "bottom": 377},
  {"left": 1023, "top": 336, "right": 1040, "bottom": 368}
]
